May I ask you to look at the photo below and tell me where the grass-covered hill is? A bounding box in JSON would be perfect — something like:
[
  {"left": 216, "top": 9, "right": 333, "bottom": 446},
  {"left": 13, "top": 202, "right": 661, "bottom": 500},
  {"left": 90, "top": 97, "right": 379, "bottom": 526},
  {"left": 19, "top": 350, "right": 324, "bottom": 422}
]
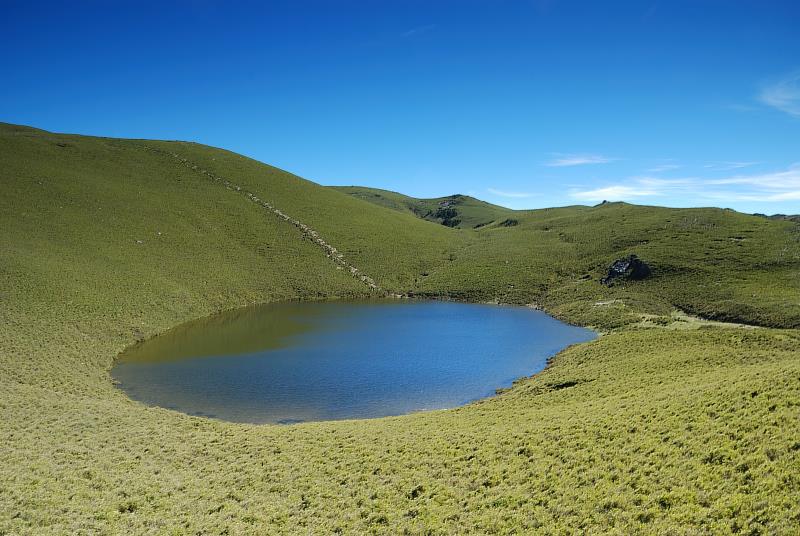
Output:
[
  {"left": 2, "top": 122, "right": 799, "bottom": 534},
  {"left": 332, "top": 186, "right": 516, "bottom": 229}
]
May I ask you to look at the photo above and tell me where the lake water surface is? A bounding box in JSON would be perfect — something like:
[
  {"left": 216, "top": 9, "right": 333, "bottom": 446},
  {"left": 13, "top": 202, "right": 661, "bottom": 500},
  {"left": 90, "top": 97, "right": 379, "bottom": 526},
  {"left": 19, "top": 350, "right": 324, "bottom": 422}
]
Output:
[{"left": 113, "top": 300, "right": 595, "bottom": 424}]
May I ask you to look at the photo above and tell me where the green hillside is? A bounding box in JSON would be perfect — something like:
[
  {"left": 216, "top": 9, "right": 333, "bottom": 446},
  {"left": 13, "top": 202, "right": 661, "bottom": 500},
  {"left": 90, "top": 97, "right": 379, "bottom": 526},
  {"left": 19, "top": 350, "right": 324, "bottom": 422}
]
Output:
[
  {"left": 332, "top": 186, "right": 516, "bottom": 229},
  {"left": 2, "top": 123, "right": 799, "bottom": 534}
]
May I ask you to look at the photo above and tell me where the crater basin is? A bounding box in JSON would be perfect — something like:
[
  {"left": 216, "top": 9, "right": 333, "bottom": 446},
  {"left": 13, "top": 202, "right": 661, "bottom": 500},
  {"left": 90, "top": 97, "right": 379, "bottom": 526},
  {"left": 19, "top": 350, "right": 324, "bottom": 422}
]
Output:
[{"left": 113, "top": 300, "right": 596, "bottom": 424}]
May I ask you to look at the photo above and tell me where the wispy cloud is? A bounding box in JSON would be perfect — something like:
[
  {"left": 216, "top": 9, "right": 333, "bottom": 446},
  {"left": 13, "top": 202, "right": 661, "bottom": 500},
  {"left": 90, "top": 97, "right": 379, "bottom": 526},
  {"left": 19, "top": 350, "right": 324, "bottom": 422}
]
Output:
[
  {"left": 569, "top": 164, "right": 800, "bottom": 204},
  {"left": 704, "top": 161, "right": 759, "bottom": 171},
  {"left": 401, "top": 24, "right": 436, "bottom": 37},
  {"left": 710, "top": 164, "right": 800, "bottom": 191},
  {"left": 637, "top": 177, "right": 695, "bottom": 187},
  {"left": 759, "top": 71, "right": 800, "bottom": 118},
  {"left": 570, "top": 185, "right": 661, "bottom": 202},
  {"left": 646, "top": 163, "right": 682, "bottom": 173},
  {"left": 487, "top": 188, "right": 535, "bottom": 198},
  {"left": 546, "top": 153, "right": 618, "bottom": 167}
]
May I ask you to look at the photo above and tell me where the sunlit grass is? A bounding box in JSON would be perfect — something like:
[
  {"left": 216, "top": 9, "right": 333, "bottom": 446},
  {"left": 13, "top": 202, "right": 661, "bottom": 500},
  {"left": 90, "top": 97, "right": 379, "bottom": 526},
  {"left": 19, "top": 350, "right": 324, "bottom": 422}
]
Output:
[{"left": 1, "top": 122, "right": 798, "bottom": 534}]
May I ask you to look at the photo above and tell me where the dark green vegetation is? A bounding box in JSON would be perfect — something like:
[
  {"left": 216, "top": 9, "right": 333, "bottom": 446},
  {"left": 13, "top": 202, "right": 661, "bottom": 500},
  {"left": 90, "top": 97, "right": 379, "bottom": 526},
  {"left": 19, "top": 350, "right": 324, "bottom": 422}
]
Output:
[
  {"left": 333, "top": 186, "right": 515, "bottom": 229},
  {"left": 763, "top": 213, "right": 800, "bottom": 223},
  {"left": 2, "top": 122, "right": 799, "bottom": 534}
]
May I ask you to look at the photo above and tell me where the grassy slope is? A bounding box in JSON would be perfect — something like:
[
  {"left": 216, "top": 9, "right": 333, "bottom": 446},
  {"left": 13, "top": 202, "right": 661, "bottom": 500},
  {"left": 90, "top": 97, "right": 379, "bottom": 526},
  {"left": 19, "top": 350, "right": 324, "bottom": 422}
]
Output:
[
  {"left": 417, "top": 202, "right": 800, "bottom": 329},
  {"left": 141, "top": 143, "right": 462, "bottom": 291},
  {"left": 332, "top": 186, "right": 515, "bottom": 229},
  {"left": 2, "top": 123, "right": 800, "bottom": 534},
  {"left": 332, "top": 186, "right": 800, "bottom": 329}
]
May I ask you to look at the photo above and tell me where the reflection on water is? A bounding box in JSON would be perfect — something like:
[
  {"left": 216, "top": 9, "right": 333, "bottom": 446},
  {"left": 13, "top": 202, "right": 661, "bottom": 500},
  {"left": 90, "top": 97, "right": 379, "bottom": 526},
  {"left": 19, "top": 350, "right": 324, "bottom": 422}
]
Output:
[{"left": 114, "top": 300, "right": 595, "bottom": 424}]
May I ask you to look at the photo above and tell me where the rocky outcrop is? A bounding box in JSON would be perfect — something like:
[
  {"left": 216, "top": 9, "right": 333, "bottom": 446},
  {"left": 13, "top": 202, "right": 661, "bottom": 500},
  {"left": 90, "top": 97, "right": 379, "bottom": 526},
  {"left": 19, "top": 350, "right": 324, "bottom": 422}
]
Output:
[{"left": 601, "top": 254, "right": 651, "bottom": 286}]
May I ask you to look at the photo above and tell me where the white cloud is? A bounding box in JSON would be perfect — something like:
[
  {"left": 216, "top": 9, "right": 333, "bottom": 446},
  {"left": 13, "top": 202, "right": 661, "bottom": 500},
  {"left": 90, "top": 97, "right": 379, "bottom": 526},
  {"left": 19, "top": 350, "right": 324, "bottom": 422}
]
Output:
[
  {"left": 703, "top": 161, "right": 759, "bottom": 171},
  {"left": 728, "top": 191, "right": 800, "bottom": 202},
  {"left": 487, "top": 188, "right": 535, "bottom": 198},
  {"left": 545, "top": 153, "right": 618, "bottom": 167},
  {"left": 759, "top": 72, "right": 800, "bottom": 118},
  {"left": 568, "top": 164, "right": 800, "bottom": 204},
  {"left": 646, "top": 163, "right": 682, "bottom": 173},
  {"left": 636, "top": 177, "right": 694, "bottom": 187},
  {"left": 569, "top": 185, "right": 661, "bottom": 203},
  {"left": 710, "top": 164, "right": 800, "bottom": 190}
]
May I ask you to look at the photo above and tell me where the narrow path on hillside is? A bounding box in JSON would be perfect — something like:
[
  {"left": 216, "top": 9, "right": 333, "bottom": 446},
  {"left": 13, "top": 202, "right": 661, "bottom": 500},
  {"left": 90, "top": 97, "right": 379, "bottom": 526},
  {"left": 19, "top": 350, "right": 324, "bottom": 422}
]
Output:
[{"left": 143, "top": 145, "right": 382, "bottom": 292}]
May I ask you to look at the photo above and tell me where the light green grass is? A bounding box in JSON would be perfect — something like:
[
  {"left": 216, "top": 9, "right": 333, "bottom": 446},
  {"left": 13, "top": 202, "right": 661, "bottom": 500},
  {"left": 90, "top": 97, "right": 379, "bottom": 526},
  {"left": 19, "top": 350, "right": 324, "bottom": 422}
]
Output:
[{"left": 2, "top": 122, "right": 799, "bottom": 534}]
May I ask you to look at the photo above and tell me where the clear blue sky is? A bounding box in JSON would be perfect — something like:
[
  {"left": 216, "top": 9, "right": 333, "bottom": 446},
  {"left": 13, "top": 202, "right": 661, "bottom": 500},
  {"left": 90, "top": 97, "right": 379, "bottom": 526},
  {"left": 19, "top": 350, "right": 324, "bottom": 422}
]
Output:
[{"left": 2, "top": 1, "right": 799, "bottom": 213}]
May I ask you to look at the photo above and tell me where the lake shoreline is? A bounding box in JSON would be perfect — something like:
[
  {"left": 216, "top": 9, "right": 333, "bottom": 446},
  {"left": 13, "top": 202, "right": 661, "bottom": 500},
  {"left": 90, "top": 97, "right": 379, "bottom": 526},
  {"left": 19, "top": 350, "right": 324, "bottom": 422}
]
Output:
[{"left": 112, "top": 297, "right": 596, "bottom": 425}]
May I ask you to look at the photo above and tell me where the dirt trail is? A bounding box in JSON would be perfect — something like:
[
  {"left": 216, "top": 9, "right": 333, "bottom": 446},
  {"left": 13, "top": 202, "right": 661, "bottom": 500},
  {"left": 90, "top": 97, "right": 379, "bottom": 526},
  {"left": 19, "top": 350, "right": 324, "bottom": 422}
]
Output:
[{"left": 145, "top": 146, "right": 381, "bottom": 292}]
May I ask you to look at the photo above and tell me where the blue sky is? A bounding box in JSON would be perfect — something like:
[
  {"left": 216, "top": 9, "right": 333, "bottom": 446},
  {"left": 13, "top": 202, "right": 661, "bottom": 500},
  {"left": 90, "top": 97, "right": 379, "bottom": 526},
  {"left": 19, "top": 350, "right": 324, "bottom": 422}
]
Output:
[{"left": 2, "top": 0, "right": 799, "bottom": 214}]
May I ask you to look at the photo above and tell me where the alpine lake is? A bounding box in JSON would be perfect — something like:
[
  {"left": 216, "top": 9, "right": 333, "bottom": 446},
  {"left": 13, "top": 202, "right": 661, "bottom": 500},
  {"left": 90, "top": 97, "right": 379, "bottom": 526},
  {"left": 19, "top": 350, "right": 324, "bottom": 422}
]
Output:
[{"left": 114, "top": 300, "right": 596, "bottom": 424}]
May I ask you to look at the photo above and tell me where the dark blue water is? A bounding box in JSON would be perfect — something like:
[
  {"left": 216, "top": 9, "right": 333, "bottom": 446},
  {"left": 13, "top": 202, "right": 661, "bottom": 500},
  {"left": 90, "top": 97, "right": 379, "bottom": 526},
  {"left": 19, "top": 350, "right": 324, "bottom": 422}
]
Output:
[{"left": 113, "top": 300, "right": 595, "bottom": 424}]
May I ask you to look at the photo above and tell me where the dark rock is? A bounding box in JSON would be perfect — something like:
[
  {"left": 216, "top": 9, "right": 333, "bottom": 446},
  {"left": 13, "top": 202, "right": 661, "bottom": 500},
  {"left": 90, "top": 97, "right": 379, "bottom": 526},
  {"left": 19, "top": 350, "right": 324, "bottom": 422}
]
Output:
[
  {"left": 601, "top": 254, "right": 651, "bottom": 286},
  {"left": 498, "top": 218, "right": 519, "bottom": 227}
]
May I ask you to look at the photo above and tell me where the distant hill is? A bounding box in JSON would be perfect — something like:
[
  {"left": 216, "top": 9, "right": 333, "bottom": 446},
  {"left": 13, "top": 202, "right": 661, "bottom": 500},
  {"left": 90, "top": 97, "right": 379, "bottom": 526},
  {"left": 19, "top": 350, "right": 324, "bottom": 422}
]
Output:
[
  {"left": 331, "top": 186, "right": 516, "bottom": 229},
  {"left": 756, "top": 213, "right": 800, "bottom": 223}
]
